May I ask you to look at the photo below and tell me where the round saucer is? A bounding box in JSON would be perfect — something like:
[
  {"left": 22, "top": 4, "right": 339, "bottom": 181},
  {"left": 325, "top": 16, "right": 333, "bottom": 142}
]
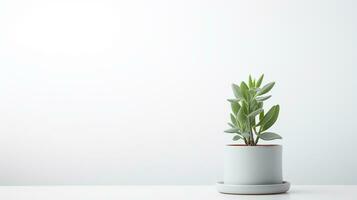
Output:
[{"left": 216, "top": 181, "right": 290, "bottom": 195}]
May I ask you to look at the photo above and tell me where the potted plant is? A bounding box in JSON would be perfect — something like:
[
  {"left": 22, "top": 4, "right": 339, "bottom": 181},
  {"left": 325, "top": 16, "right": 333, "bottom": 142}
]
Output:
[{"left": 217, "top": 74, "right": 290, "bottom": 194}]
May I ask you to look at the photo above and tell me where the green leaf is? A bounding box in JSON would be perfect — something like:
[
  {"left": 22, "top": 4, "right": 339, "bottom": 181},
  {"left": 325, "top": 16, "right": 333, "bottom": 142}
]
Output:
[
  {"left": 241, "top": 132, "right": 251, "bottom": 139},
  {"left": 259, "top": 132, "right": 282, "bottom": 140},
  {"left": 250, "top": 99, "right": 258, "bottom": 111},
  {"left": 237, "top": 108, "right": 246, "bottom": 123},
  {"left": 256, "top": 74, "right": 264, "bottom": 87},
  {"left": 251, "top": 100, "right": 263, "bottom": 112},
  {"left": 237, "top": 106, "right": 248, "bottom": 132},
  {"left": 241, "top": 101, "right": 249, "bottom": 114},
  {"left": 227, "top": 99, "right": 240, "bottom": 103},
  {"left": 259, "top": 110, "right": 264, "bottom": 121},
  {"left": 228, "top": 123, "right": 235, "bottom": 128},
  {"left": 224, "top": 128, "right": 241, "bottom": 133},
  {"left": 261, "top": 105, "right": 280, "bottom": 132},
  {"left": 240, "top": 82, "right": 250, "bottom": 100},
  {"left": 237, "top": 101, "right": 248, "bottom": 126},
  {"left": 256, "top": 105, "right": 277, "bottom": 127},
  {"left": 248, "top": 75, "right": 253, "bottom": 88},
  {"left": 248, "top": 108, "right": 263, "bottom": 118},
  {"left": 233, "top": 135, "right": 241, "bottom": 141},
  {"left": 230, "top": 101, "right": 241, "bottom": 115},
  {"left": 256, "top": 95, "right": 271, "bottom": 101},
  {"left": 232, "top": 84, "right": 242, "bottom": 99},
  {"left": 230, "top": 114, "right": 237, "bottom": 126},
  {"left": 249, "top": 89, "right": 257, "bottom": 98},
  {"left": 256, "top": 82, "right": 275, "bottom": 96}
]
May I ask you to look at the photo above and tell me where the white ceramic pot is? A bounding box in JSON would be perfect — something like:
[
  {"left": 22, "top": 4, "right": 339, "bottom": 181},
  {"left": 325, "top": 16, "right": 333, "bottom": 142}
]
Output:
[{"left": 224, "top": 145, "right": 283, "bottom": 185}]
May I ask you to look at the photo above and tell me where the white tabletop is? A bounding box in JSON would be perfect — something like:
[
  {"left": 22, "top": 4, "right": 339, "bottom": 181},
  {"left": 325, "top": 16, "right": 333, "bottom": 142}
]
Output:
[{"left": 0, "top": 185, "right": 356, "bottom": 200}]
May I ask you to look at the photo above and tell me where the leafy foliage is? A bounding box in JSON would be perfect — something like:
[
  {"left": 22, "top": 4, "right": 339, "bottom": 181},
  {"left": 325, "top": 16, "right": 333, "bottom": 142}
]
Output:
[{"left": 224, "top": 74, "right": 281, "bottom": 145}]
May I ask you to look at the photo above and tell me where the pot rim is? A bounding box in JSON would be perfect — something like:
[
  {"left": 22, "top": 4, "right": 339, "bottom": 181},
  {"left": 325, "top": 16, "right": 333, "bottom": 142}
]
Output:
[{"left": 226, "top": 144, "right": 281, "bottom": 147}]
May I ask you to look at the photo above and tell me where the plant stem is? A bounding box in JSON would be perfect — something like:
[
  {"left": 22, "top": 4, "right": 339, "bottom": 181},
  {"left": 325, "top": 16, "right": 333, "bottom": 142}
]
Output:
[
  {"left": 253, "top": 129, "right": 258, "bottom": 145},
  {"left": 255, "top": 137, "right": 259, "bottom": 145},
  {"left": 243, "top": 138, "right": 248, "bottom": 145},
  {"left": 247, "top": 116, "right": 254, "bottom": 146}
]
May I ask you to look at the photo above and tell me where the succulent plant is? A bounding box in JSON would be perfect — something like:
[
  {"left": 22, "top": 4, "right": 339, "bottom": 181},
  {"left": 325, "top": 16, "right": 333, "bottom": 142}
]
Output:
[{"left": 225, "top": 74, "right": 281, "bottom": 145}]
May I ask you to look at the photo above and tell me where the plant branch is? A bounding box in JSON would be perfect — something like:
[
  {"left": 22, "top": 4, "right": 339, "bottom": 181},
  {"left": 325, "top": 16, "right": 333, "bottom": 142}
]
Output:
[
  {"left": 255, "top": 136, "right": 259, "bottom": 145},
  {"left": 247, "top": 114, "right": 254, "bottom": 145}
]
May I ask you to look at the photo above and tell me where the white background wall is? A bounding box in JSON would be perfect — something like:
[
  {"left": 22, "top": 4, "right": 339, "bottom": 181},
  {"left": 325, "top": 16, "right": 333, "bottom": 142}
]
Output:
[{"left": 0, "top": 0, "right": 356, "bottom": 185}]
